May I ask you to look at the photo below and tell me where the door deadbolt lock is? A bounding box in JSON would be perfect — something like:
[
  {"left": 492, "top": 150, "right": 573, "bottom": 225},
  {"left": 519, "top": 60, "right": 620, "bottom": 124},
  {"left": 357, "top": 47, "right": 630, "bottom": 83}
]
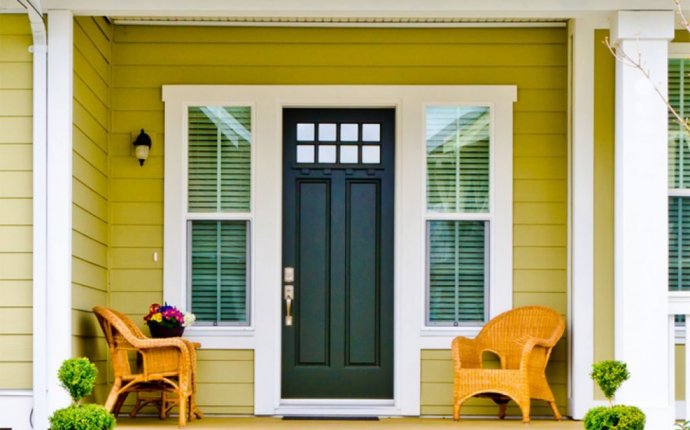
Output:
[{"left": 284, "top": 267, "right": 295, "bottom": 283}]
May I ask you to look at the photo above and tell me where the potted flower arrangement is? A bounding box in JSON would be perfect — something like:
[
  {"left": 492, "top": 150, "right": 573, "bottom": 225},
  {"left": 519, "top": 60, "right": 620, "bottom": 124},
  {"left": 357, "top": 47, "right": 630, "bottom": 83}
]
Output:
[{"left": 144, "top": 303, "right": 196, "bottom": 338}]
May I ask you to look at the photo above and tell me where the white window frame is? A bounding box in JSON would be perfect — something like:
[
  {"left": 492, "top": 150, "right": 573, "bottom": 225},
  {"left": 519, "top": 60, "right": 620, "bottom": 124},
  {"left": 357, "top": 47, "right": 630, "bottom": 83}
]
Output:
[
  {"left": 669, "top": 43, "right": 690, "bottom": 345},
  {"left": 164, "top": 101, "right": 257, "bottom": 338},
  {"left": 163, "top": 85, "right": 515, "bottom": 415},
  {"left": 420, "top": 100, "right": 513, "bottom": 342},
  {"left": 423, "top": 104, "right": 494, "bottom": 327}
]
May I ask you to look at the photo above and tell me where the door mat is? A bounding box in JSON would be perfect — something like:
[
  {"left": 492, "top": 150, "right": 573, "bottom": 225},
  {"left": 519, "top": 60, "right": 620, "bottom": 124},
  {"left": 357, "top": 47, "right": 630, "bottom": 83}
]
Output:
[{"left": 283, "top": 416, "right": 379, "bottom": 421}]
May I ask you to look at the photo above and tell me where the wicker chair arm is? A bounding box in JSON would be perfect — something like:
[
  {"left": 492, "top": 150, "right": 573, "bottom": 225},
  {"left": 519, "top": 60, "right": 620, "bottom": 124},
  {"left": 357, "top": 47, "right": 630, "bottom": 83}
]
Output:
[
  {"left": 128, "top": 335, "right": 189, "bottom": 353},
  {"left": 518, "top": 336, "right": 555, "bottom": 370},
  {"left": 451, "top": 336, "right": 482, "bottom": 371}
]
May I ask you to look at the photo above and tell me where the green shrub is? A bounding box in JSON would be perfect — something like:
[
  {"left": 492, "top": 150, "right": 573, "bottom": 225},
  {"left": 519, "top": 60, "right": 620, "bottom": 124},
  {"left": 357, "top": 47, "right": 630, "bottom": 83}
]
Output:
[
  {"left": 57, "top": 357, "right": 97, "bottom": 404},
  {"left": 591, "top": 360, "right": 630, "bottom": 402},
  {"left": 584, "top": 405, "right": 645, "bottom": 430},
  {"left": 49, "top": 358, "right": 116, "bottom": 430},
  {"left": 49, "top": 404, "right": 115, "bottom": 430}
]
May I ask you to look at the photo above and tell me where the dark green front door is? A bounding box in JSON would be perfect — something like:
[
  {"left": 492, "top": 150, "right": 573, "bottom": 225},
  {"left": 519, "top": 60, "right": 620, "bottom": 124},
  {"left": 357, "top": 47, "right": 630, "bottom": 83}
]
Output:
[{"left": 282, "top": 108, "right": 394, "bottom": 399}]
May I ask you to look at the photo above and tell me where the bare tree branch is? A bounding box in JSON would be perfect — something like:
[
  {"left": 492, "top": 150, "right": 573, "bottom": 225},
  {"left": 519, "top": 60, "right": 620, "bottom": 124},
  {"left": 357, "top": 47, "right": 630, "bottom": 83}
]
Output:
[
  {"left": 675, "top": 0, "right": 690, "bottom": 34},
  {"left": 604, "top": 35, "right": 690, "bottom": 134}
]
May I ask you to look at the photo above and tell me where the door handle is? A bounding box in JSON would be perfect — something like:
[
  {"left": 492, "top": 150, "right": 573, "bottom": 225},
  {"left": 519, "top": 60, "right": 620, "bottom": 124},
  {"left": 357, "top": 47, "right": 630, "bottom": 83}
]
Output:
[{"left": 284, "top": 285, "right": 294, "bottom": 326}]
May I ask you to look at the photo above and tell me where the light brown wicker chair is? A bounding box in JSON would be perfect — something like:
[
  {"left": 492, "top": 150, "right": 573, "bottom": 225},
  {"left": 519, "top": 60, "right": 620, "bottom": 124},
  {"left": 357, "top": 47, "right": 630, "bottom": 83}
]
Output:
[
  {"left": 93, "top": 306, "right": 202, "bottom": 427},
  {"left": 451, "top": 306, "right": 565, "bottom": 423}
]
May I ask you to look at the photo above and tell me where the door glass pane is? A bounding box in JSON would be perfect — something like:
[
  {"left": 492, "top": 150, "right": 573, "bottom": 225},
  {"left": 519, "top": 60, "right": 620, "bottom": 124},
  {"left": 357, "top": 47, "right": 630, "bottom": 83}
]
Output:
[
  {"left": 426, "top": 106, "right": 489, "bottom": 213},
  {"left": 362, "top": 124, "right": 380, "bottom": 142},
  {"left": 188, "top": 106, "right": 251, "bottom": 213},
  {"left": 362, "top": 146, "right": 380, "bottom": 164},
  {"left": 297, "top": 123, "right": 315, "bottom": 141},
  {"left": 319, "top": 123, "right": 337, "bottom": 141},
  {"left": 318, "top": 145, "right": 337, "bottom": 163},
  {"left": 297, "top": 145, "right": 315, "bottom": 163},
  {"left": 340, "top": 145, "right": 358, "bottom": 163},
  {"left": 341, "top": 124, "right": 359, "bottom": 142},
  {"left": 427, "top": 220, "right": 487, "bottom": 325},
  {"left": 189, "top": 220, "right": 249, "bottom": 325}
]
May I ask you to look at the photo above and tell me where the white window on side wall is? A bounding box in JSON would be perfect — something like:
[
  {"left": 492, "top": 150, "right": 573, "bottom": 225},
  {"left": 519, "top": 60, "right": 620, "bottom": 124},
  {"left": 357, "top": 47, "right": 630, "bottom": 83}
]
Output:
[
  {"left": 669, "top": 51, "right": 690, "bottom": 342},
  {"left": 425, "top": 106, "right": 491, "bottom": 326},
  {"left": 165, "top": 104, "right": 254, "bottom": 331},
  {"left": 187, "top": 106, "right": 251, "bottom": 326}
]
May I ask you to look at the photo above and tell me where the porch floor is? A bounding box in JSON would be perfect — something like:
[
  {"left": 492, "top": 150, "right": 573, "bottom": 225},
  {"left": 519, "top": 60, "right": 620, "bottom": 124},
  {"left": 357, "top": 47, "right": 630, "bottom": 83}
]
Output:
[{"left": 115, "top": 417, "right": 583, "bottom": 429}]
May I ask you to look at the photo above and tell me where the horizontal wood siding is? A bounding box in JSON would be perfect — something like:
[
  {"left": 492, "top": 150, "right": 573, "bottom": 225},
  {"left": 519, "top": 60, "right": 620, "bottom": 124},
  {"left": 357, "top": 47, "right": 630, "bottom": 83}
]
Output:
[
  {"left": 0, "top": 14, "right": 33, "bottom": 390},
  {"left": 111, "top": 25, "right": 567, "bottom": 415},
  {"left": 72, "top": 16, "right": 112, "bottom": 400},
  {"left": 117, "top": 349, "right": 254, "bottom": 415}
]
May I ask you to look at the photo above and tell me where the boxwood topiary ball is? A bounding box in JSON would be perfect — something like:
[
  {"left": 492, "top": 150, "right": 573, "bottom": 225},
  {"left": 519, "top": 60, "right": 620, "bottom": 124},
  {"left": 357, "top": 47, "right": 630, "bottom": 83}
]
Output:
[{"left": 584, "top": 405, "right": 645, "bottom": 430}]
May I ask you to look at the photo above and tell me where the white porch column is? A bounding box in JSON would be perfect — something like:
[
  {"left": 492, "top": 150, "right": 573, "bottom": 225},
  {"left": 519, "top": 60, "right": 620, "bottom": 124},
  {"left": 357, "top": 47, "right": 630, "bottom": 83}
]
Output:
[
  {"left": 569, "top": 16, "right": 597, "bottom": 420},
  {"left": 611, "top": 10, "right": 674, "bottom": 428},
  {"left": 46, "top": 9, "right": 73, "bottom": 415}
]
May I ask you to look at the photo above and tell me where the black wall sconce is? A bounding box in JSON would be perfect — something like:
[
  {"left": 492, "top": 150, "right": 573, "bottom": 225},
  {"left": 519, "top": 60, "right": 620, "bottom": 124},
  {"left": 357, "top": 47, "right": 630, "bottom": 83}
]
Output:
[{"left": 133, "top": 129, "right": 152, "bottom": 166}]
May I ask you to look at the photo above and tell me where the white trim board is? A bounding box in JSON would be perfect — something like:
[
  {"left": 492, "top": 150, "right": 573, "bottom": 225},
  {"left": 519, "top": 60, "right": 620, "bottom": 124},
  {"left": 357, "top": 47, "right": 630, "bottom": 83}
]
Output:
[
  {"left": 0, "top": 391, "right": 33, "bottom": 430},
  {"left": 21, "top": 0, "right": 679, "bottom": 18},
  {"left": 163, "top": 85, "right": 516, "bottom": 415}
]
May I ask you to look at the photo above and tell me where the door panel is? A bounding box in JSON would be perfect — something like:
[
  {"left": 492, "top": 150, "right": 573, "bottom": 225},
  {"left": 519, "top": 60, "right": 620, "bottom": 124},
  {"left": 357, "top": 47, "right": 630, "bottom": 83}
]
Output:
[
  {"left": 282, "top": 108, "right": 394, "bottom": 399},
  {"left": 297, "top": 180, "right": 330, "bottom": 365}
]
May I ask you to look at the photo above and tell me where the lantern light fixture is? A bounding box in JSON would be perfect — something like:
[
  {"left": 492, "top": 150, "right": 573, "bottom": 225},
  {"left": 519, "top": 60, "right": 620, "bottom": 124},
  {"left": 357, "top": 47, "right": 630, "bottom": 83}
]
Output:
[{"left": 133, "top": 129, "right": 152, "bottom": 166}]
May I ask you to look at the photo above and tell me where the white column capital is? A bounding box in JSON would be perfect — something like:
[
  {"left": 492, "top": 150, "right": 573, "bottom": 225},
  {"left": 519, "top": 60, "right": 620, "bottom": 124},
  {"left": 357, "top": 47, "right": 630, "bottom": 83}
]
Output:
[{"left": 610, "top": 10, "right": 674, "bottom": 43}]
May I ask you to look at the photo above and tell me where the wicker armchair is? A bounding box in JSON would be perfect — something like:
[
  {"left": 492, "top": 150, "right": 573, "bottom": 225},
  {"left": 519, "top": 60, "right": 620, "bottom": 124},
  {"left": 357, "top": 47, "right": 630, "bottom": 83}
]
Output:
[
  {"left": 93, "top": 306, "right": 201, "bottom": 427},
  {"left": 451, "top": 306, "right": 565, "bottom": 423}
]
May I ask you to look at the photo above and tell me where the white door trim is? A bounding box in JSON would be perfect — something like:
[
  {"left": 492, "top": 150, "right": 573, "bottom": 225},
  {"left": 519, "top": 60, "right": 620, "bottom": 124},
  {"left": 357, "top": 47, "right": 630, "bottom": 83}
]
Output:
[{"left": 163, "top": 85, "right": 516, "bottom": 416}]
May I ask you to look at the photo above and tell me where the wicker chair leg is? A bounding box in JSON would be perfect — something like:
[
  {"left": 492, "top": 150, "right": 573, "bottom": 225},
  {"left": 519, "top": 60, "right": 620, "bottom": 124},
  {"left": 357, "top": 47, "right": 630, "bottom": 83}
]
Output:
[
  {"left": 113, "top": 393, "right": 128, "bottom": 417},
  {"left": 517, "top": 398, "right": 531, "bottom": 424},
  {"left": 498, "top": 402, "right": 508, "bottom": 420},
  {"left": 548, "top": 401, "right": 562, "bottom": 421},
  {"left": 452, "top": 401, "right": 461, "bottom": 420},
  {"left": 178, "top": 392, "right": 187, "bottom": 427},
  {"left": 191, "top": 394, "right": 203, "bottom": 420},
  {"left": 104, "top": 381, "right": 122, "bottom": 413}
]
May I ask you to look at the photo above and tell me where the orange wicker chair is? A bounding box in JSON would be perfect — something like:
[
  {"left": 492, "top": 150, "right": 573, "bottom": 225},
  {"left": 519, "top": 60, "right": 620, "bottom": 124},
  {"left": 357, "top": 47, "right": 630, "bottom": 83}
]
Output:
[
  {"left": 451, "top": 306, "right": 565, "bottom": 423},
  {"left": 93, "top": 306, "right": 202, "bottom": 427}
]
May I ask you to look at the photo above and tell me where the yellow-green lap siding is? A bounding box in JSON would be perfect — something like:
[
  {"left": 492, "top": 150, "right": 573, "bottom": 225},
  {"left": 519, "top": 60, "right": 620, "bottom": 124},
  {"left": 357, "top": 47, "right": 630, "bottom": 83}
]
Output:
[
  {"left": 117, "top": 349, "right": 255, "bottom": 415},
  {"left": 593, "top": 29, "right": 615, "bottom": 393},
  {"left": 110, "top": 25, "right": 567, "bottom": 415},
  {"left": 72, "top": 16, "right": 112, "bottom": 401},
  {"left": 0, "top": 14, "right": 33, "bottom": 390}
]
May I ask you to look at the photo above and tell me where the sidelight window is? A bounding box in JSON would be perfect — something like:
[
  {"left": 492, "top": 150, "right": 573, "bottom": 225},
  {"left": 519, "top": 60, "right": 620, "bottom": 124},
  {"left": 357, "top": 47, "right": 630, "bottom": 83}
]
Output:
[
  {"left": 426, "top": 106, "right": 491, "bottom": 326},
  {"left": 186, "top": 106, "right": 252, "bottom": 325}
]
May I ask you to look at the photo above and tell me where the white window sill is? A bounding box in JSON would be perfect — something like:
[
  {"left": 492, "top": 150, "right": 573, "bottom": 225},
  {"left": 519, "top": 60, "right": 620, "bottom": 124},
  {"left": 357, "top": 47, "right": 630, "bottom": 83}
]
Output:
[
  {"left": 182, "top": 326, "right": 256, "bottom": 349},
  {"left": 419, "top": 326, "right": 482, "bottom": 349}
]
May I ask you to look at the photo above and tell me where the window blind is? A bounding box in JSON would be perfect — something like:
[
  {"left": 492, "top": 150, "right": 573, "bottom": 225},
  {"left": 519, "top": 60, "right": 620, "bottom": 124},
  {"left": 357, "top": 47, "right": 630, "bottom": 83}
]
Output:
[
  {"left": 189, "top": 220, "right": 248, "bottom": 324},
  {"left": 428, "top": 220, "right": 487, "bottom": 325},
  {"left": 426, "top": 107, "right": 490, "bottom": 213},
  {"left": 188, "top": 106, "right": 251, "bottom": 212},
  {"left": 669, "top": 59, "right": 690, "bottom": 294},
  {"left": 669, "top": 59, "right": 690, "bottom": 189}
]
